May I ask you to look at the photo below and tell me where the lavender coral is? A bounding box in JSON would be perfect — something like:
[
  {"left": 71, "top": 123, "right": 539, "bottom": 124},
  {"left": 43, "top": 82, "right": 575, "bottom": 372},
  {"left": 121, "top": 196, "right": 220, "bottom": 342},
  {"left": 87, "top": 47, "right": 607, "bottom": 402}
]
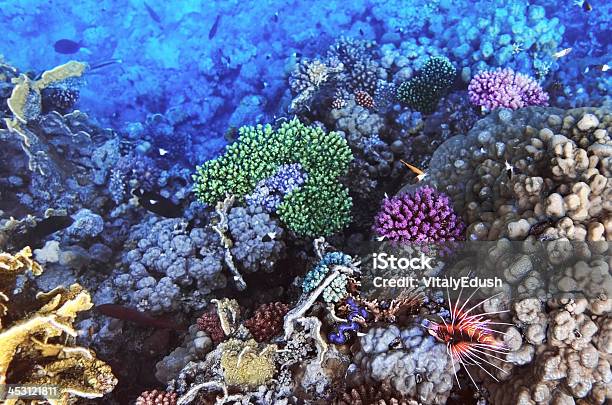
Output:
[
  {"left": 468, "top": 68, "right": 549, "bottom": 110},
  {"left": 245, "top": 163, "right": 308, "bottom": 213},
  {"left": 373, "top": 186, "right": 464, "bottom": 243}
]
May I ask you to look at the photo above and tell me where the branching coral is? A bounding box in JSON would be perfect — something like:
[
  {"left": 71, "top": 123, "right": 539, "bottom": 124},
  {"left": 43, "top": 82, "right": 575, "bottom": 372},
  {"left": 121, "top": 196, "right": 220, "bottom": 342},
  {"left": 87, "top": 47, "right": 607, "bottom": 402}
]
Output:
[
  {"left": 289, "top": 58, "right": 344, "bottom": 111},
  {"left": 0, "top": 247, "right": 116, "bottom": 405},
  {"left": 135, "top": 389, "right": 178, "bottom": 405},
  {"left": 396, "top": 56, "right": 456, "bottom": 114},
  {"left": 374, "top": 186, "right": 465, "bottom": 243},
  {"left": 468, "top": 68, "right": 549, "bottom": 110},
  {"left": 244, "top": 302, "right": 290, "bottom": 342},
  {"left": 193, "top": 118, "right": 353, "bottom": 236}
]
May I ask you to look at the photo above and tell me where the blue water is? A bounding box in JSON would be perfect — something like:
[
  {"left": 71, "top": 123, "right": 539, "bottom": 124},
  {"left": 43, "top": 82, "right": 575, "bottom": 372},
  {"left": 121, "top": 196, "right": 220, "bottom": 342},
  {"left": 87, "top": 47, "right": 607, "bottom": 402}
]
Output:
[{"left": 1, "top": 0, "right": 609, "bottom": 162}]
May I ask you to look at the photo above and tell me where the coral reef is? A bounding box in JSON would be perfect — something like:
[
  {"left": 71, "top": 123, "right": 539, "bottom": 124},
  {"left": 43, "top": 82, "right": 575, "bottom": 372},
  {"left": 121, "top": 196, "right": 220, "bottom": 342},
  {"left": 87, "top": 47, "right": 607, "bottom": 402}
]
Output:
[{"left": 0, "top": 2, "right": 610, "bottom": 403}]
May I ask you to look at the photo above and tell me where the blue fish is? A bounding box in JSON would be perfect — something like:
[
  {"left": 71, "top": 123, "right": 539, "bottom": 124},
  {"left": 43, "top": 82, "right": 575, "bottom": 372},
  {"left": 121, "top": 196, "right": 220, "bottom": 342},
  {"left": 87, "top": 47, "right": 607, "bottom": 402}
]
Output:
[
  {"left": 144, "top": 2, "right": 161, "bottom": 23},
  {"left": 209, "top": 14, "right": 221, "bottom": 39},
  {"left": 53, "top": 39, "right": 82, "bottom": 54}
]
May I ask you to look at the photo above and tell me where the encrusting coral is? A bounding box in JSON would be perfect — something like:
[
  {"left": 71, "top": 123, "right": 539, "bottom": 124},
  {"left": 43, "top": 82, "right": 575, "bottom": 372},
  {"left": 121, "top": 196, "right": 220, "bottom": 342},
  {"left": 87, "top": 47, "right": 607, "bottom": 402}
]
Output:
[
  {"left": 7, "top": 61, "right": 87, "bottom": 125},
  {"left": 219, "top": 338, "right": 277, "bottom": 389},
  {"left": 0, "top": 247, "right": 117, "bottom": 405}
]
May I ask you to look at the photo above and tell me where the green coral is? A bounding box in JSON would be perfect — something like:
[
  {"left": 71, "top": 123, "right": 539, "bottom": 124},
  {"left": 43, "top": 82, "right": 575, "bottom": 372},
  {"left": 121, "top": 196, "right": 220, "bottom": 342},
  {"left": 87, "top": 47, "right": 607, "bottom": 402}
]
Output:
[
  {"left": 302, "top": 252, "right": 353, "bottom": 303},
  {"left": 396, "top": 56, "right": 456, "bottom": 114},
  {"left": 193, "top": 119, "right": 353, "bottom": 237}
]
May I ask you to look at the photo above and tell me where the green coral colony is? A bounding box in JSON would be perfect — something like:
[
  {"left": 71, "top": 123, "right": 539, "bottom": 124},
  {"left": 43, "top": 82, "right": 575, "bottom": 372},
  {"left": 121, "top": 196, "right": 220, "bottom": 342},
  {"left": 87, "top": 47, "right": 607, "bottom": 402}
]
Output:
[{"left": 193, "top": 119, "right": 354, "bottom": 237}]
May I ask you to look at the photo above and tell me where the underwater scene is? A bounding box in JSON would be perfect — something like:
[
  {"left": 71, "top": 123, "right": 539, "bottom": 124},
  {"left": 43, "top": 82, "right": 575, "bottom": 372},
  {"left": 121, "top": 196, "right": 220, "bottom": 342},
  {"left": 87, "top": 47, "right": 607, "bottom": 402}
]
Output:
[{"left": 0, "top": 0, "right": 610, "bottom": 404}]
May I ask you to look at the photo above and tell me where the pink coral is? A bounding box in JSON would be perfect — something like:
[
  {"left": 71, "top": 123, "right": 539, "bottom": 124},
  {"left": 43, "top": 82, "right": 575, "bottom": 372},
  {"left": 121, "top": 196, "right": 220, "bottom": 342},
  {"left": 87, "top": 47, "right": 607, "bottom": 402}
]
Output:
[
  {"left": 468, "top": 68, "right": 549, "bottom": 110},
  {"left": 374, "top": 186, "right": 464, "bottom": 243}
]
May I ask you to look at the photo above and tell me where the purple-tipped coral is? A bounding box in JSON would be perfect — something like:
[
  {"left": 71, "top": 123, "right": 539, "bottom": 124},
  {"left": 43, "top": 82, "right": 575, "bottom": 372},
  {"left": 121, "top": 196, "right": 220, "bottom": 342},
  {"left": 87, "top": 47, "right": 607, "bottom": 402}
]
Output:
[
  {"left": 374, "top": 186, "right": 464, "bottom": 243},
  {"left": 468, "top": 68, "right": 549, "bottom": 110},
  {"left": 245, "top": 163, "right": 308, "bottom": 212}
]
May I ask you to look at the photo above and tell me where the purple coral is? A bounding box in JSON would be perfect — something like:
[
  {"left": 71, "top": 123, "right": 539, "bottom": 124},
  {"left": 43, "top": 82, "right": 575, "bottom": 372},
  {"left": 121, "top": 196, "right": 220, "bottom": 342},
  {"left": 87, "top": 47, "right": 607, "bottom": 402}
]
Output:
[
  {"left": 374, "top": 186, "right": 464, "bottom": 243},
  {"left": 109, "top": 153, "right": 160, "bottom": 203},
  {"left": 245, "top": 163, "right": 307, "bottom": 212},
  {"left": 468, "top": 68, "right": 549, "bottom": 110}
]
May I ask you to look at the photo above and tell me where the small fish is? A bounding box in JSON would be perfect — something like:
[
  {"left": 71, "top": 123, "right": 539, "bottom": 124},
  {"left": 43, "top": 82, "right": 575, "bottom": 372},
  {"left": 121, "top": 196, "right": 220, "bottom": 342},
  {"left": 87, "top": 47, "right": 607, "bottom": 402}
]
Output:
[
  {"left": 553, "top": 47, "right": 572, "bottom": 59},
  {"left": 388, "top": 337, "right": 403, "bottom": 349},
  {"left": 400, "top": 160, "right": 427, "bottom": 181},
  {"left": 262, "top": 231, "right": 277, "bottom": 242},
  {"left": 158, "top": 148, "right": 169, "bottom": 156},
  {"left": 53, "top": 39, "right": 82, "bottom": 54},
  {"left": 592, "top": 64, "right": 610, "bottom": 72},
  {"left": 144, "top": 2, "right": 161, "bottom": 23},
  {"left": 209, "top": 14, "right": 221, "bottom": 39},
  {"left": 133, "top": 189, "right": 183, "bottom": 218},
  {"left": 504, "top": 160, "right": 514, "bottom": 178},
  {"left": 376, "top": 235, "right": 386, "bottom": 242},
  {"left": 89, "top": 59, "right": 123, "bottom": 71},
  {"left": 272, "top": 12, "right": 279, "bottom": 23},
  {"left": 96, "top": 304, "right": 184, "bottom": 330},
  {"left": 574, "top": 0, "right": 592, "bottom": 12},
  {"left": 359, "top": 28, "right": 364, "bottom": 36}
]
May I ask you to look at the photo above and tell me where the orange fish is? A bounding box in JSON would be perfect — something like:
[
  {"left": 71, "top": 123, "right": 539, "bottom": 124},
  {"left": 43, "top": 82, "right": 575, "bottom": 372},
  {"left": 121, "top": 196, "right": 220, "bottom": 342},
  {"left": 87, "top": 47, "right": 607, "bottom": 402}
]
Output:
[{"left": 400, "top": 160, "right": 427, "bottom": 181}]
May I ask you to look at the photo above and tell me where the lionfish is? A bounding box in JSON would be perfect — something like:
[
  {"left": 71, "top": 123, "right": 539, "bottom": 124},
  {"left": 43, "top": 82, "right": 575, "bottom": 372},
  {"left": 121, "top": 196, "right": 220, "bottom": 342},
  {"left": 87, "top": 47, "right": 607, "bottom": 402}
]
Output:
[{"left": 422, "top": 287, "right": 512, "bottom": 388}]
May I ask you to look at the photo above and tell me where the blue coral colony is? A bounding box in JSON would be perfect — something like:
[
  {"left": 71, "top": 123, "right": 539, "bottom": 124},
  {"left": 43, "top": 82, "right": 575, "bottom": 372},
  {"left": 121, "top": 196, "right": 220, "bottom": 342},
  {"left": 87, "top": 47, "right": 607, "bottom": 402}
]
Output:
[{"left": 0, "top": 1, "right": 610, "bottom": 404}]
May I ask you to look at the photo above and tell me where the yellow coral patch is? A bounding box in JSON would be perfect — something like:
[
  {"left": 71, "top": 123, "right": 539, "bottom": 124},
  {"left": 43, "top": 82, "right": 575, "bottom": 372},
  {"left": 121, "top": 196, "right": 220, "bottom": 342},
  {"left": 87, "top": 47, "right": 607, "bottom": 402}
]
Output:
[
  {"left": 6, "top": 61, "right": 87, "bottom": 123},
  {"left": 220, "top": 339, "right": 277, "bottom": 388},
  {"left": 37, "top": 60, "right": 87, "bottom": 89}
]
